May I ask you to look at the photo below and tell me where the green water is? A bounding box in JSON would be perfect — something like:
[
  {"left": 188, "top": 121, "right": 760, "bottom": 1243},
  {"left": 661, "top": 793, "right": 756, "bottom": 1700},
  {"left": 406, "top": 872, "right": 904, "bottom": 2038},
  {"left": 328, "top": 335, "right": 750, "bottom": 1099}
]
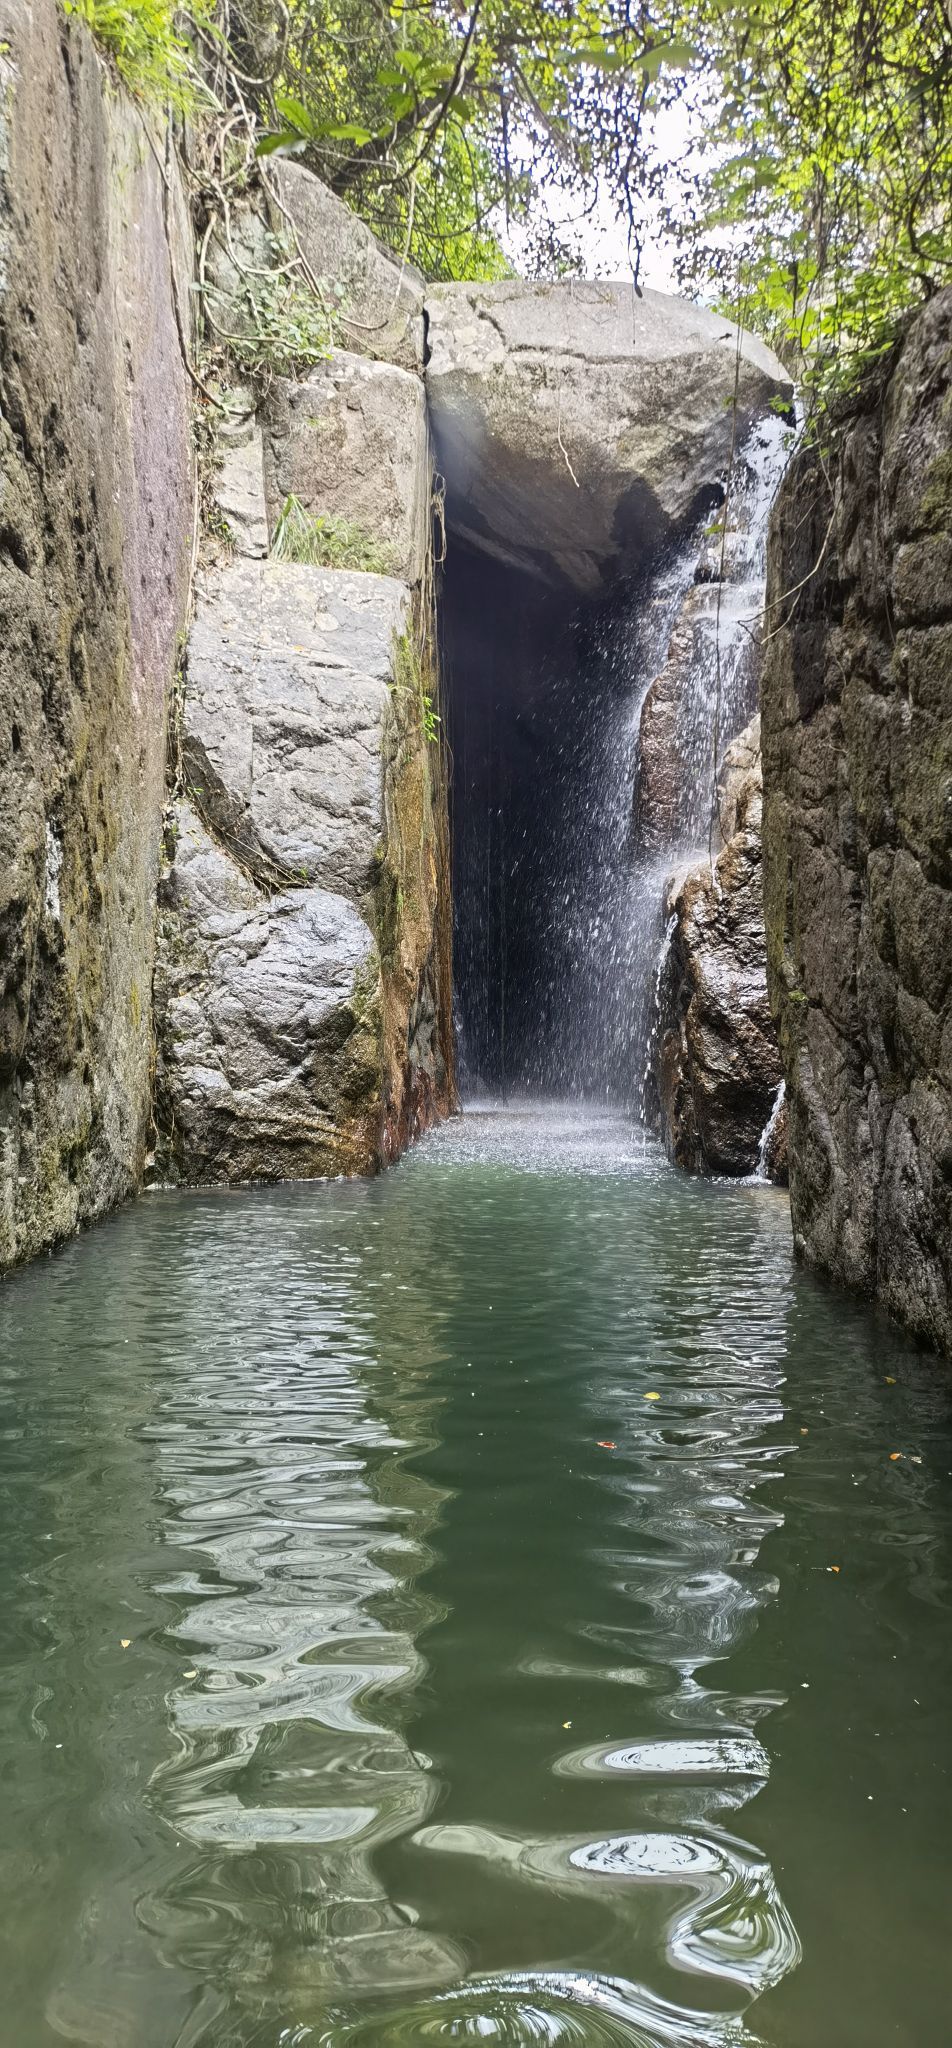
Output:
[{"left": 1, "top": 1105, "right": 950, "bottom": 2047}]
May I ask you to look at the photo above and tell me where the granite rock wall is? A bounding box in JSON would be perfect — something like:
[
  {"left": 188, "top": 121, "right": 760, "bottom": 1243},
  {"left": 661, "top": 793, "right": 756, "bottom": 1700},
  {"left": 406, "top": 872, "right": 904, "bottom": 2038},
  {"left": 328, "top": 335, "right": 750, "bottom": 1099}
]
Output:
[
  {"left": 155, "top": 162, "right": 455, "bottom": 1183},
  {"left": 0, "top": 0, "right": 192, "bottom": 1267},
  {"left": 761, "top": 291, "right": 952, "bottom": 1352}
]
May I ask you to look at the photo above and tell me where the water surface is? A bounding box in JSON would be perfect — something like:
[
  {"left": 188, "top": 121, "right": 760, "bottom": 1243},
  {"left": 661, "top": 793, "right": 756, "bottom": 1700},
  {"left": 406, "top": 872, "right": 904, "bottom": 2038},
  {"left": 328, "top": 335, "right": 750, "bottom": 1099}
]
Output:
[{"left": 1, "top": 1106, "right": 950, "bottom": 2046}]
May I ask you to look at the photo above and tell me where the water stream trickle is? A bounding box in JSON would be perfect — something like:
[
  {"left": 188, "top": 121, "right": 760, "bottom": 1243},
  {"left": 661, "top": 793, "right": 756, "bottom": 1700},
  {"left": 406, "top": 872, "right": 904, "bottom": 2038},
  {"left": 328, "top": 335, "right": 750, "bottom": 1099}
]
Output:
[
  {"left": 623, "top": 412, "right": 794, "bottom": 1101},
  {"left": 750, "top": 1081, "right": 787, "bottom": 1185}
]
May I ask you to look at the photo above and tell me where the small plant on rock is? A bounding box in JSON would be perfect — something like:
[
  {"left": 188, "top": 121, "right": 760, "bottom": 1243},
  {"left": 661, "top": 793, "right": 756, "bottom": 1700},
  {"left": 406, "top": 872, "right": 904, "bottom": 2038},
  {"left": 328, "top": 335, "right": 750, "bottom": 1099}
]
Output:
[
  {"left": 63, "top": 0, "right": 209, "bottom": 112},
  {"left": 203, "top": 236, "right": 337, "bottom": 382}
]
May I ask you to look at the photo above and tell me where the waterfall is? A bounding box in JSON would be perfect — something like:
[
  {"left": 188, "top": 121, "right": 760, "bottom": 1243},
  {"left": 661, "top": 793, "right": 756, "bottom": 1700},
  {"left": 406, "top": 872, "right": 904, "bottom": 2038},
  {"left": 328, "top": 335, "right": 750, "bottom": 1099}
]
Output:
[
  {"left": 625, "top": 411, "right": 794, "bottom": 1106},
  {"left": 447, "top": 410, "right": 792, "bottom": 1109},
  {"left": 640, "top": 913, "right": 677, "bottom": 1112},
  {"left": 541, "top": 406, "right": 791, "bottom": 1110},
  {"left": 751, "top": 1079, "right": 787, "bottom": 1184}
]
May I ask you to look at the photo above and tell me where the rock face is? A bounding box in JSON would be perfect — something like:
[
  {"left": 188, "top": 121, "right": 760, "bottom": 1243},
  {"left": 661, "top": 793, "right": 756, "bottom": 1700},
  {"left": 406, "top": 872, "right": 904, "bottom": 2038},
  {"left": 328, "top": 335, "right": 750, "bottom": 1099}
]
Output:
[
  {"left": 154, "top": 155, "right": 454, "bottom": 1189},
  {"left": 425, "top": 281, "right": 792, "bottom": 593},
  {"left": 654, "top": 720, "right": 786, "bottom": 1178},
  {"left": 155, "top": 556, "right": 454, "bottom": 1182},
  {"left": 0, "top": 0, "right": 192, "bottom": 1268},
  {"left": 268, "top": 161, "right": 426, "bottom": 374},
  {"left": 212, "top": 408, "right": 269, "bottom": 560},
  {"left": 155, "top": 802, "right": 381, "bottom": 1182},
  {"left": 263, "top": 353, "right": 431, "bottom": 583},
  {"left": 181, "top": 560, "right": 410, "bottom": 893},
  {"left": 762, "top": 290, "right": 952, "bottom": 1352}
]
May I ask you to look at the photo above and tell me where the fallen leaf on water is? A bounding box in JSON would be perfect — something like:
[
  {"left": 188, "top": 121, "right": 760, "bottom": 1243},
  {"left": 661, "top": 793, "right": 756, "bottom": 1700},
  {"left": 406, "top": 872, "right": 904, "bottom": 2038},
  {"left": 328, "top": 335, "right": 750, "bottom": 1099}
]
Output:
[
  {"left": 183, "top": 1670, "right": 198, "bottom": 1679},
  {"left": 889, "top": 1452, "right": 903, "bottom": 1462},
  {"left": 597, "top": 1440, "right": 616, "bottom": 1449},
  {"left": 562, "top": 1720, "right": 572, "bottom": 1729},
  {"left": 800, "top": 1427, "right": 809, "bottom": 1435},
  {"left": 885, "top": 1376, "right": 896, "bottom": 1385},
  {"left": 644, "top": 1391, "right": 661, "bottom": 1402},
  {"left": 120, "top": 1639, "right": 131, "bottom": 1649}
]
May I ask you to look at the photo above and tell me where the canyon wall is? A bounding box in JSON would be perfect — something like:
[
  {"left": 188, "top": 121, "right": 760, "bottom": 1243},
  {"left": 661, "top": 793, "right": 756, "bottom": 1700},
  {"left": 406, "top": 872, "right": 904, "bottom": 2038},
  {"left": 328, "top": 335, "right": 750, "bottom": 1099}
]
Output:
[
  {"left": 0, "top": 5, "right": 454, "bottom": 1263},
  {"left": 0, "top": 0, "right": 193, "bottom": 1266},
  {"left": 762, "top": 292, "right": 952, "bottom": 1351}
]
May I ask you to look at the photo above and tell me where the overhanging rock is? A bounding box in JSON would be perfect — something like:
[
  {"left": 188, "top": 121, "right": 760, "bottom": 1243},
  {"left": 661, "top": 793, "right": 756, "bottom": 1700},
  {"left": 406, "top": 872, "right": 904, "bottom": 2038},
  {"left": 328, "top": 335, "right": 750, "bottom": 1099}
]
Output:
[{"left": 425, "top": 280, "right": 792, "bottom": 593}]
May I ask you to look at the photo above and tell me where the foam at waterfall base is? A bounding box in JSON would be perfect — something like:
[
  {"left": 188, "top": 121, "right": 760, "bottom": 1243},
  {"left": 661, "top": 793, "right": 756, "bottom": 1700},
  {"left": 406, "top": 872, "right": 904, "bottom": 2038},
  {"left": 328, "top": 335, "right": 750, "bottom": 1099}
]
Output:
[{"left": 417, "top": 1101, "right": 673, "bottom": 1179}]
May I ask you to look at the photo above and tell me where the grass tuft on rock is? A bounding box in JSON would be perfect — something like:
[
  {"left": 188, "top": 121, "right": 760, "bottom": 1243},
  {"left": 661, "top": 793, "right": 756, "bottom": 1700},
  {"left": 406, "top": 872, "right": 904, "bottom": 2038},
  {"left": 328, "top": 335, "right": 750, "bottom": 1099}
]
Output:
[{"left": 270, "top": 494, "right": 396, "bottom": 574}]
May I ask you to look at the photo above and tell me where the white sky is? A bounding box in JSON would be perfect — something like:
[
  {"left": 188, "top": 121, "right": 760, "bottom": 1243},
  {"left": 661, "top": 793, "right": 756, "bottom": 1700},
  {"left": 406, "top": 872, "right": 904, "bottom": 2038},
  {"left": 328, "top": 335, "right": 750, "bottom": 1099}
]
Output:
[{"left": 495, "top": 101, "right": 702, "bottom": 295}]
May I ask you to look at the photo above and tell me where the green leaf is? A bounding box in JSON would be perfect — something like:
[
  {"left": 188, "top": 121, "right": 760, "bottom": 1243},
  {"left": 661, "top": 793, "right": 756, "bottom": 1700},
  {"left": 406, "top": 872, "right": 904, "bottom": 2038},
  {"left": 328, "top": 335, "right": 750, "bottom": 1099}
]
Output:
[
  {"left": 273, "top": 92, "right": 314, "bottom": 134},
  {"left": 254, "top": 130, "right": 305, "bottom": 157},
  {"left": 314, "top": 120, "right": 375, "bottom": 143}
]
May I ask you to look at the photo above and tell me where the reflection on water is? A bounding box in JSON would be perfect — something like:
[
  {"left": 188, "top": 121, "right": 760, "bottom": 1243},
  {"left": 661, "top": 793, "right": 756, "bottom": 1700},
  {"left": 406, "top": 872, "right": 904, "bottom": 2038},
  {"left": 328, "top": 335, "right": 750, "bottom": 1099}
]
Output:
[{"left": 0, "top": 1105, "right": 950, "bottom": 2046}]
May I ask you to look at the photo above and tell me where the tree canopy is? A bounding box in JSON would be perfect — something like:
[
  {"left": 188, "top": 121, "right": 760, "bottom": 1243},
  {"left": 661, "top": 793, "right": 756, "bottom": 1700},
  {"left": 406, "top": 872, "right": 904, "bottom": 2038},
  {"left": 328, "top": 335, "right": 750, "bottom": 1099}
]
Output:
[
  {"left": 70, "top": 0, "right": 952, "bottom": 406},
  {"left": 667, "top": 0, "right": 952, "bottom": 395}
]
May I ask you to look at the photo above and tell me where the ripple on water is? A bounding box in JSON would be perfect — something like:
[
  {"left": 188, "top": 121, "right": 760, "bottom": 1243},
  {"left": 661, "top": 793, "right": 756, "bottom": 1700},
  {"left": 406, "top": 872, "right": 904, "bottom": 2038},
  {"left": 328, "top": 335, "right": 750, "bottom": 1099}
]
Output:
[
  {"left": 317, "top": 1968, "right": 761, "bottom": 2046},
  {"left": 1, "top": 1103, "right": 949, "bottom": 2048},
  {"left": 555, "top": 1736, "right": 771, "bottom": 1780}
]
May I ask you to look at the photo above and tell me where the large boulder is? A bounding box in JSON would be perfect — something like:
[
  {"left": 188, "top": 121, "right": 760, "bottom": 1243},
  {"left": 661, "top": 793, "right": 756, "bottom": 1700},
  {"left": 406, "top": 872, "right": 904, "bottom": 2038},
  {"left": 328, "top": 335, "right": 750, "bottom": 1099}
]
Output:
[
  {"left": 653, "top": 720, "right": 786, "bottom": 1178},
  {"left": 761, "top": 289, "right": 952, "bottom": 1353},
  {"left": 154, "top": 805, "right": 381, "bottom": 1182},
  {"left": 180, "top": 559, "right": 409, "bottom": 894},
  {"left": 425, "top": 281, "right": 792, "bottom": 593},
  {"left": 154, "top": 559, "right": 454, "bottom": 1183},
  {"left": 263, "top": 352, "right": 431, "bottom": 584},
  {"left": 267, "top": 160, "right": 425, "bottom": 375}
]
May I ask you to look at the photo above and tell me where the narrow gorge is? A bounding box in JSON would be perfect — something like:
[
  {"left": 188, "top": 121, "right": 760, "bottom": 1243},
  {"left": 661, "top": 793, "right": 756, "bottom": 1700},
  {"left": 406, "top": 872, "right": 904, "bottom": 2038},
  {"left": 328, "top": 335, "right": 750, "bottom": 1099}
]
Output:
[
  {"left": 1, "top": 4, "right": 952, "bottom": 2042},
  {"left": 3, "top": 0, "right": 951, "bottom": 1358}
]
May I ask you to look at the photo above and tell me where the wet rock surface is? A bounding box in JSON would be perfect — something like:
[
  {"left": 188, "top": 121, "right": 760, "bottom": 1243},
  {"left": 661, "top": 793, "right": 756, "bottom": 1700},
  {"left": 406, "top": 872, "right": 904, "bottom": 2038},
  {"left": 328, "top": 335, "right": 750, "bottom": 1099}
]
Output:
[
  {"left": 634, "top": 421, "right": 786, "bottom": 855},
  {"left": 761, "top": 290, "right": 952, "bottom": 1352},
  {"left": 425, "top": 281, "right": 791, "bottom": 593},
  {"left": 154, "top": 805, "right": 380, "bottom": 1184},
  {"left": 654, "top": 721, "right": 785, "bottom": 1178},
  {"left": 0, "top": 0, "right": 192, "bottom": 1267}
]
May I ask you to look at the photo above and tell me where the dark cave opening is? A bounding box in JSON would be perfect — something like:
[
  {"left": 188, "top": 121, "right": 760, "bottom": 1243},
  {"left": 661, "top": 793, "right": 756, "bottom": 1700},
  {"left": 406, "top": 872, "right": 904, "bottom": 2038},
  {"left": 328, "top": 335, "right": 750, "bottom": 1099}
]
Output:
[{"left": 443, "top": 547, "right": 646, "bottom": 1103}]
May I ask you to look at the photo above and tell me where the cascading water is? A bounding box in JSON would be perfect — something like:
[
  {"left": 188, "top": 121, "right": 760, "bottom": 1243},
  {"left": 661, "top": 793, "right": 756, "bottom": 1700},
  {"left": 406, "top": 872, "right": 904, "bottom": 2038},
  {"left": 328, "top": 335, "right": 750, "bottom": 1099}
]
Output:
[
  {"left": 750, "top": 1079, "right": 787, "bottom": 1185},
  {"left": 625, "top": 410, "right": 794, "bottom": 1101},
  {"left": 447, "top": 410, "right": 792, "bottom": 1110}
]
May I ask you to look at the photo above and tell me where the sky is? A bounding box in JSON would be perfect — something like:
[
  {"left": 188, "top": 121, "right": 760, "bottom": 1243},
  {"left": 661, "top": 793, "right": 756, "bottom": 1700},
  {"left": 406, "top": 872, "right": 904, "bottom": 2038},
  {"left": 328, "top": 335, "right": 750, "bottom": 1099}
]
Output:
[{"left": 495, "top": 100, "right": 703, "bottom": 296}]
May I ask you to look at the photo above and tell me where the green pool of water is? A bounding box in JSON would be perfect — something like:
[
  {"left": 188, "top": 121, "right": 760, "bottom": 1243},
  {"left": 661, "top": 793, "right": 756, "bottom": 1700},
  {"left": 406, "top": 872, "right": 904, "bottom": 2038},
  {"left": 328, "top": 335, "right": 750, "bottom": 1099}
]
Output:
[{"left": 1, "top": 1104, "right": 949, "bottom": 2046}]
